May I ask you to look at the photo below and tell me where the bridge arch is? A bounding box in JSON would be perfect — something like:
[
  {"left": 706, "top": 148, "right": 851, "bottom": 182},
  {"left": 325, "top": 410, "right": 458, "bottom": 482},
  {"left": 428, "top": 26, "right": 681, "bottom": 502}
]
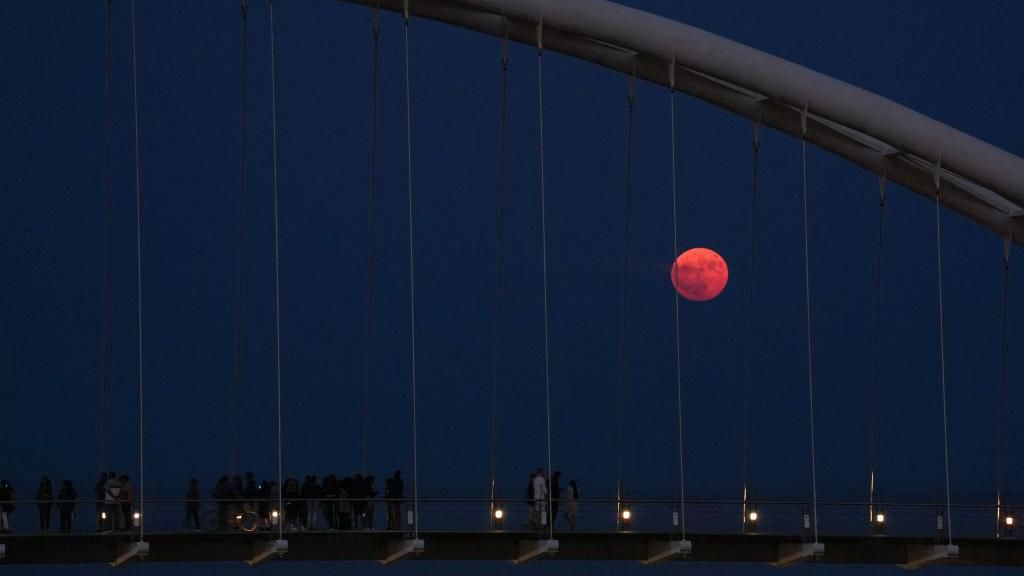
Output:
[{"left": 341, "top": 0, "right": 1024, "bottom": 242}]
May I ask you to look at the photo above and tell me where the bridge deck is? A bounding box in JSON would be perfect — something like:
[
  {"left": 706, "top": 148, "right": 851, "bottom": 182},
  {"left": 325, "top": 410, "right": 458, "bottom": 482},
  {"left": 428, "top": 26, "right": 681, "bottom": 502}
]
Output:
[{"left": 2, "top": 531, "right": 1024, "bottom": 566}]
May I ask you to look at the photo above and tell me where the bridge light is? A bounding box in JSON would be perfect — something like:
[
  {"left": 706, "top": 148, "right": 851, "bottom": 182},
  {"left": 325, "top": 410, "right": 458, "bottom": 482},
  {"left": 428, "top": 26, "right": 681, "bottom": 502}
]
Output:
[
  {"left": 620, "top": 507, "right": 633, "bottom": 530},
  {"left": 493, "top": 507, "right": 505, "bottom": 530},
  {"left": 494, "top": 508, "right": 504, "bottom": 520},
  {"left": 101, "top": 511, "right": 107, "bottom": 520},
  {"left": 133, "top": 511, "right": 141, "bottom": 528},
  {"left": 271, "top": 510, "right": 280, "bottom": 526},
  {"left": 1005, "top": 511, "right": 1015, "bottom": 537},
  {"left": 745, "top": 506, "right": 760, "bottom": 534},
  {"left": 876, "top": 513, "right": 885, "bottom": 524}
]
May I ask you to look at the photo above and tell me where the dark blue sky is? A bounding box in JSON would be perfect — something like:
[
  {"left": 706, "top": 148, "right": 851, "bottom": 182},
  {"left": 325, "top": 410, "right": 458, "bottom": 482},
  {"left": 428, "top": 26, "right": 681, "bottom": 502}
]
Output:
[{"left": 2, "top": 0, "right": 1023, "bottom": 573}]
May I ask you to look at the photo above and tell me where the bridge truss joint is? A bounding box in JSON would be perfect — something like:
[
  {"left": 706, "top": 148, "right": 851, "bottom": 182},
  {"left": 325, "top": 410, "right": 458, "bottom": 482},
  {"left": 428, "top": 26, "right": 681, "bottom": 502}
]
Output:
[{"left": 110, "top": 541, "right": 150, "bottom": 568}]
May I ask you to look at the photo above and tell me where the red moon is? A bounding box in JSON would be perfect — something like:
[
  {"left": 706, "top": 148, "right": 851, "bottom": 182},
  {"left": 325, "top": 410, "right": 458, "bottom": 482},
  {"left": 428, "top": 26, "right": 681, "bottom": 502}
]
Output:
[{"left": 671, "top": 248, "right": 729, "bottom": 302}]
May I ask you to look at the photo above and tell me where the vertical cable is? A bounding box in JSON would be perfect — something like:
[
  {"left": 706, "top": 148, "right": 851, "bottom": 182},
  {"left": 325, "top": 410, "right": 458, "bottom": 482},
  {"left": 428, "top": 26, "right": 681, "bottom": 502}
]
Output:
[
  {"left": 489, "top": 26, "right": 510, "bottom": 521},
  {"left": 669, "top": 61, "right": 686, "bottom": 540},
  {"left": 996, "top": 236, "right": 1011, "bottom": 537},
  {"left": 402, "top": 0, "right": 420, "bottom": 539},
  {"left": 995, "top": 235, "right": 1011, "bottom": 537},
  {"left": 267, "top": 0, "right": 284, "bottom": 541},
  {"left": 868, "top": 176, "right": 886, "bottom": 523},
  {"left": 741, "top": 118, "right": 760, "bottom": 531},
  {"left": 129, "top": 0, "right": 145, "bottom": 542},
  {"left": 615, "top": 71, "right": 636, "bottom": 528},
  {"left": 362, "top": 3, "right": 380, "bottom": 476},
  {"left": 233, "top": 0, "right": 249, "bottom": 478},
  {"left": 800, "top": 107, "right": 819, "bottom": 543},
  {"left": 536, "top": 21, "right": 554, "bottom": 541},
  {"left": 934, "top": 165, "right": 953, "bottom": 546},
  {"left": 100, "top": 0, "right": 113, "bottom": 476}
]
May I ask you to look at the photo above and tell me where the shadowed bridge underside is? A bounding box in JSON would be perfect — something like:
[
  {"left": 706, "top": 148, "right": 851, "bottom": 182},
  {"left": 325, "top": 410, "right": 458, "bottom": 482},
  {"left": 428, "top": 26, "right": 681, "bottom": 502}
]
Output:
[{"left": 3, "top": 532, "right": 1024, "bottom": 566}]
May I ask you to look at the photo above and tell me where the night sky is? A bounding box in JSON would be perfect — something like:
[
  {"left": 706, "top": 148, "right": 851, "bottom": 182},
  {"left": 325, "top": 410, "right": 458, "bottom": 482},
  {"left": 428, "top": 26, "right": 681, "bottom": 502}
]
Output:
[{"left": 2, "top": 1, "right": 1023, "bottom": 574}]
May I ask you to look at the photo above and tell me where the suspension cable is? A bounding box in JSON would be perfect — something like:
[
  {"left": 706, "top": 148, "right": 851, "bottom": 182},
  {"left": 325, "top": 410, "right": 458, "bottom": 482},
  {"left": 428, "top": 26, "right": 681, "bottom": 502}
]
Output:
[
  {"left": 233, "top": 0, "right": 249, "bottom": 478},
  {"left": 868, "top": 175, "right": 886, "bottom": 523},
  {"left": 933, "top": 162, "right": 954, "bottom": 541},
  {"left": 362, "top": 2, "right": 380, "bottom": 476},
  {"left": 129, "top": 0, "right": 145, "bottom": 542},
  {"left": 669, "top": 59, "right": 686, "bottom": 541},
  {"left": 741, "top": 117, "right": 760, "bottom": 531},
  {"left": 934, "top": 163, "right": 953, "bottom": 546},
  {"left": 800, "top": 106, "right": 819, "bottom": 543},
  {"left": 267, "top": 0, "right": 284, "bottom": 542},
  {"left": 489, "top": 24, "right": 510, "bottom": 519},
  {"left": 995, "top": 233, "right": 1011, "bottom": 532},
  {"left": 996, "top": 236, "right": 1011, "bottom": 536},
  {"left": 402, "top": 0, "right": 420, "bottom": 539},
  {"left": 615, "top": 70, "right": 636, "bottom": 528},
  {"left": 99, "top": 0, "right": 113, "bottom": 476},
  {"left": 536, "top": 21, "right": 554, "bottom": 541}
]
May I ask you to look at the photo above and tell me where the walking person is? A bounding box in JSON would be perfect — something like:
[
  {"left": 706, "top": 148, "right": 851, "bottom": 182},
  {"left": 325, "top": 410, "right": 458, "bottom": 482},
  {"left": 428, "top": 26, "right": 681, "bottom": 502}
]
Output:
[
  {"left": 526, "top": 472, "right": 537, "bottom": 529},
  {"left": 184, "top": 479, "right": 200, "bottom": 531},
  {"left": 0, "top": 479, "right": 15, "bottom": 533},
  {"left": 532, "top": 468, "right": 548, "bottom": 529},
  {"left": 548, "top": 471, "right": 561, "bottom": 529},
  {"left": 57, "top": 480, "right": 77, "bottom": 533},
  {"left": 364, "top": 475, "right": 377, "bottom": 530},
  {"left": 322, "top": 475, "right": 338, "bottom": 530},
  {"left": 104, "top": 471, "right": 122, "bottom": 531},
  {"left": 299, "top": 476, "right": 314, "bottom": 530},
  {"left": 119, "top": 475, "right": 134, "bottom": 530},
  {"left": 94, "top": 472, "right": 107, "bottom": 531},
  {"left": 386, "top": 470, "right": 403, "bottom": 530},
  {"left": 36, "top": 476, "right": 53, "bottom": 532},
  {"left": 561, "top": 479, "right": 579, "bottom": 531},
  {"left": 338, "top": 476, "right": 353, "bottom": 530}
]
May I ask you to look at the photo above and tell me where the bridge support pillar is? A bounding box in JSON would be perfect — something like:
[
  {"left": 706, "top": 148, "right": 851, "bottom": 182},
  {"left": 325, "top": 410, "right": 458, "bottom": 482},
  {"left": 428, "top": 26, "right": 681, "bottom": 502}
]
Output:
[
  {"left": 110, "top": 541, "right": 149, "bottom": 567},
  {"left": 381, "top": 538, "right": 424, "bottom": 565},
  {"left": 642, "top": 538, "right": 692, "bottom": 564},
  {"left": 247, "top": 539, "right": 288, "bottom": 566},
  {"left": 903, "top": 544, "right": 958, "bottom": 569},
  {"left": 774, "top": 542, "right": 824, "bottom": 566},
  {"left": 512, "top": 538, "right": 559, "bottom": 564}
]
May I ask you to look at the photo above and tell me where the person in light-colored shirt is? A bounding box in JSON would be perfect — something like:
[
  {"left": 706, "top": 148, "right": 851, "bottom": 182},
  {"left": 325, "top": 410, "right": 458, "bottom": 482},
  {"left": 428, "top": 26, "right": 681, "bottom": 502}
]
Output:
[{"left": 532, "top": 468, "right": 548, "bottom": 528}]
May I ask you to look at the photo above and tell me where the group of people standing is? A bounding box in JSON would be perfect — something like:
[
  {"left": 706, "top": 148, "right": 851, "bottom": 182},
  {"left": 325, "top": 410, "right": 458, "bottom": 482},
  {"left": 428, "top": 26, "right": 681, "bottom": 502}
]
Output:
[
  {"left": 526, "top": 468, "right": 580, "bottom": 530},
  {"left": 93, "top": 471, "right": 136, "bottom": 532},
  {"left": 0, "top": 477, "right": 80, "bottom": 534},
  {"left": 199, "top": 470, "right": 405, "bottom": 532}
]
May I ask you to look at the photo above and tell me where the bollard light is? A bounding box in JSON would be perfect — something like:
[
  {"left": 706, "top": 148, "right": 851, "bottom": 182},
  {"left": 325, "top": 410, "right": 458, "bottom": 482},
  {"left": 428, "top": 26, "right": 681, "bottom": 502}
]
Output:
[
  {"left": 271, "top": 510, "right": 280, "bottom": 526},
  {"left": 133, "top": 511, "right": 141, "bottom": 528},
  {"left": 620, "top": 507, "right": 632, "bottom": 530},
  {"left": 746, "top": 507, "right": 760, "bottom": 534},
  {"left": 101, "top": 511, "right": 108, "bottom": 520},
  {"left": 874, "top": 511, "right": 886, "bottom": 535},
  {"left": 493, "top": 507, "right": 505, "bottom": 530},
  {"left": 1004, "top": 512, "right": 1015, "bottom": 537}
]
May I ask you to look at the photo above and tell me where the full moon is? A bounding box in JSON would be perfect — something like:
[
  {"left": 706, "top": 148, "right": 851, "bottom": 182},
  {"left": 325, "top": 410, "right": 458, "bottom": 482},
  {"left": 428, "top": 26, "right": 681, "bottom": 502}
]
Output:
[{"left": 671, "top": 248, "right": 729, "bottom": 302}]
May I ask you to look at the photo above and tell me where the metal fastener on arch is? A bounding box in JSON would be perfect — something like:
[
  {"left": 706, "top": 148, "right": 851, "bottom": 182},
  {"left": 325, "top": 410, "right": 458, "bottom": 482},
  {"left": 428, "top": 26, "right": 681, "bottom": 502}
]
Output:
[{"left": 339, "top": 0, "right": 1024, "bottom": 243}]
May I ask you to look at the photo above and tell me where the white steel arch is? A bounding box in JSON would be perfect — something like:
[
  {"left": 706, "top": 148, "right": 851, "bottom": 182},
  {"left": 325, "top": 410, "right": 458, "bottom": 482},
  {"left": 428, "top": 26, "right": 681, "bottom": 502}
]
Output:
[{"left": 339, "top": 0, "right": 1024, "bottom": 243}]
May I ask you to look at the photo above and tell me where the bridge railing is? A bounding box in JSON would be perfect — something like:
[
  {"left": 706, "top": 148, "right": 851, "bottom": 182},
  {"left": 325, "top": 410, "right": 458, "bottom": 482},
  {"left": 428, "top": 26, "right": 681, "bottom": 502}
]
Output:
[{"left": 0, "top": 497, "right": 1006, "bottom": 540}]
